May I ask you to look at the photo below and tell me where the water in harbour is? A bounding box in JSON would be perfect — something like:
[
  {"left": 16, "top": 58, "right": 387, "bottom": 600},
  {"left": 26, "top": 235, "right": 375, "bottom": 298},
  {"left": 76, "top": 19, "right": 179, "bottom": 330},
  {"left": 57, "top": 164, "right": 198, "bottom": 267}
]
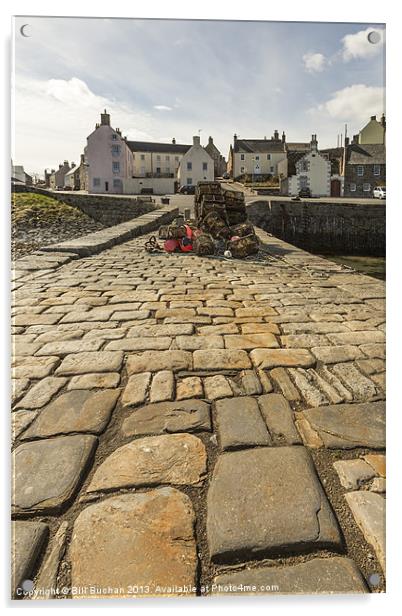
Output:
[{"left": 318, "top": 255, "right": 386, "bottom": 281}]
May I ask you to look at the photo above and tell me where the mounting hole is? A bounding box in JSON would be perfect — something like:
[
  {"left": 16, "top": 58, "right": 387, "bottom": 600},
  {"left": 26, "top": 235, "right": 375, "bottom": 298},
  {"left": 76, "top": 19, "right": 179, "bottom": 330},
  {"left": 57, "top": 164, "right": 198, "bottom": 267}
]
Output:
[
  {"left": 22, "top": 579, "right": 34, "bottom": 592},
  {"left": 368, "top": 573, "right": 380, "bottom": 587},
  {"left": 367, "top": 30, "right": 381, "bottom": 44}
]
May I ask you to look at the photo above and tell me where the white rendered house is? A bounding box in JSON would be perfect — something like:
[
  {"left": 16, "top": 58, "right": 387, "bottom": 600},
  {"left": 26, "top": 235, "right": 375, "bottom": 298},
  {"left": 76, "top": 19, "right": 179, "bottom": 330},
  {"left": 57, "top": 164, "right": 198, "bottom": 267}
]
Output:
[
  {"left": 177, "top": 136, "right": 214, "bottom": 186},
  {"left": 284, "top": 135, "right": 331, "bottom": 197}
]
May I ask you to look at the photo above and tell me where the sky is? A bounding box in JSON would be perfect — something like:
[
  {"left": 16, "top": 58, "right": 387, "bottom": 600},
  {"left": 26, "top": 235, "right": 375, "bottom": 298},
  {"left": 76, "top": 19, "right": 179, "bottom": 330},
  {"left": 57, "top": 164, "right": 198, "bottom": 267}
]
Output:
[{"left": 12, "top": 17, "right": 385, "bottom": 176}]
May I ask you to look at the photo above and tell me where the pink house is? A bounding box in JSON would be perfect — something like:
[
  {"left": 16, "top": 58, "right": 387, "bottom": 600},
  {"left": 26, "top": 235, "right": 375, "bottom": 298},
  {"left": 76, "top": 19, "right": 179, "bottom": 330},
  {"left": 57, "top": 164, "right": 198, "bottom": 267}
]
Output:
[{"left": 86, "top": 110, "right": 134, "bottom": 194}]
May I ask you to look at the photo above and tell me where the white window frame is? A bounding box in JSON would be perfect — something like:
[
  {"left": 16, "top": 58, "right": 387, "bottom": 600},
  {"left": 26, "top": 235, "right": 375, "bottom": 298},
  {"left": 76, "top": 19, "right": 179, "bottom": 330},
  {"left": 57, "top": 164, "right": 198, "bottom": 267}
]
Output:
[
  {"left": 363, "top": 183, "right": 371, "bottom": 192},
  {"left": 373, "top": 165, "right": 380, "bottom": 176},
  {"left": 112, "top": 161, "right": 120, "bottom": 173},
  {"left": 240, "top": 154, "right": 245, "bottom": 160},
  {"left": 112, "top": 134, "right": 118, "bottom": 141},
  {"left": 357, "top": 165, "right": 364, "bottom": 176},
  {"left": 187, "top": 162, "right": 192, "bottom": 170},
  {"left": 187, "top": 177, "right": 192, "bottom": 185},
  {"left": 350, "top": 183, "right": 356, "bottom": 192}
]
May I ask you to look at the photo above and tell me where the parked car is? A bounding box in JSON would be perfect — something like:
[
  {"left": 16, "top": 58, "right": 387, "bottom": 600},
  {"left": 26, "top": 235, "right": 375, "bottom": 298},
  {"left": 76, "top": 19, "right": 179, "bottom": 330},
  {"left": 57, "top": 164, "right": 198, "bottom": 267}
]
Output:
[
  {"left": 63, "top": 185, "right": 73, "bottom": 191},
  {"left": 178, "top": 185, "right": 195, "bottom": 194},
  {"left": 298, "top": 187, "right": 311, "bottom": 198},
  {"left": 373, "top": 187, "right": 386, "bottom": 199},
  {"left": 222, "top": 172, "right": 230, "bottom": 179}
]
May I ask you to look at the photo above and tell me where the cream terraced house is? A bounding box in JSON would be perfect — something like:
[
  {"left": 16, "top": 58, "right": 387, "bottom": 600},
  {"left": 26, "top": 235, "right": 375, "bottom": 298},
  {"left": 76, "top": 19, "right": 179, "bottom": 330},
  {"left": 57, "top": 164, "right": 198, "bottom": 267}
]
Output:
[
  {"left": 228, "top": 131, "right": 288, "bottom": 180},
  {"left": 127, "top": 138, "right": 191, "bottom": 179}
]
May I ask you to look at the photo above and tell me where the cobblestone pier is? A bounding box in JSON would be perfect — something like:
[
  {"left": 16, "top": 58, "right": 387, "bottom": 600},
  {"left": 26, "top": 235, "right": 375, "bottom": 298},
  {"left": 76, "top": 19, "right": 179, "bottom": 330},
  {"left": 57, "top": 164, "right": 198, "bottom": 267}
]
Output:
[{"left": 11, "top": 227, "right": 386, "bottom": 598}]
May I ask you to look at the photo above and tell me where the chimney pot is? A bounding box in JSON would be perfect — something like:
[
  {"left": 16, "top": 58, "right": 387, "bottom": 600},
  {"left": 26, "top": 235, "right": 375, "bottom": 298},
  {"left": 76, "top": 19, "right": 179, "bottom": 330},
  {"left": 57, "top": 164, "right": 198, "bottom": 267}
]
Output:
[{"left": 172, "top": 137, "right": 176, "bottom": 144}]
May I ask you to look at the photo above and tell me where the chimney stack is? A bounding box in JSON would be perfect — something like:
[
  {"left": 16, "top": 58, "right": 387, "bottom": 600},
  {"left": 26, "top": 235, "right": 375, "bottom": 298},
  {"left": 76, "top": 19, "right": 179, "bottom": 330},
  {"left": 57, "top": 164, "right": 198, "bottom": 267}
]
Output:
[
  {"left": 282, "top": 131, "right": 286, "bottom": 143},
  {"left": 101, "top": 109, "right": 110, "bottom": 126},
  {"left": 381, "top": 113, "right": 386, "bottom": 128},
  {"left": 273, "top": 130, "right": 279, "bottom": 140},
  {"left": 234, "top": 133, "right": 238, "bottom": 142},
  {"left": 172, "top": 137, "right": 176, "bottom": 144},
  {"left": 71, "top": 162, "right": 76, "bottom": 168},
  {"left": 208, "top": 136, "right": 213, "bottom": 145},
  {"left": 193, "top": 135, "right": 201, "bottom": 146}
]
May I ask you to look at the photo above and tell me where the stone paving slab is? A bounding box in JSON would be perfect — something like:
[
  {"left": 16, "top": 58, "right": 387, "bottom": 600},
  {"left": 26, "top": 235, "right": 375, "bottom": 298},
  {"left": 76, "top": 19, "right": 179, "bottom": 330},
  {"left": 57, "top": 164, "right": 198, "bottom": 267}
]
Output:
[
  {"left": 87, "top": 434, "right": 207, "bottom": 492},
  {"left": 55, "top": 351, "right": 124, "bottom": 375},
  {"left": 345, "top": 491, "right": 385, "bottom": 573},
  {"left": 12, "top": 521, "right": 49, "bottom": 598},
  {"left": 122, "top": 399, "right": 211, "bottom": 437},
  {"left": 21, "top": 389, "right": 120, "bottom": 438},
  {"left": 298, "top": 401, "right": 385, "bottom": 449},
  {"left": 13, "top": 435, "right": 97, "bottom": 514},
  {"left": 212, "top": 557, "right": 368, "bottom": 595},
  {"left": 69, "top": 489, "right": 197, "bottom": 598},
  {"left": 250, "top": 349, "right": 315, "bottom": 370},
  {"left": 215, "top": 397, "right": 271, "bottom": 450},
  {"left": 207, "top": 446, "right": 341, "bottom": 562},
  {"left": 258, "top": 394, "right": 302, "bottom": 445}
]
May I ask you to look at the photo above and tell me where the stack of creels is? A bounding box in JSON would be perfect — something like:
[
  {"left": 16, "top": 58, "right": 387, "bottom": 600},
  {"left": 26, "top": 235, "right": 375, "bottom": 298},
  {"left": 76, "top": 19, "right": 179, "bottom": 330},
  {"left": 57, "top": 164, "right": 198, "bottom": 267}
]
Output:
[{"left": 222, "top": 188, "right": 248, "bottom": 226}]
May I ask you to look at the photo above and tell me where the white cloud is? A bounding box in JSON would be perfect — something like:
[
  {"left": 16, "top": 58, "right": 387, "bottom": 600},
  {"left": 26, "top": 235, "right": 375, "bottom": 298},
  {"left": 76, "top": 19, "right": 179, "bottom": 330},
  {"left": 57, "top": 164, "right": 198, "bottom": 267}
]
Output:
[
  {"left": 314, "top": 84, "right": 385, "bottom": 123},
  {"left": 45, "top": 77, "right": 103, "bottom": 107},
  {"left": 303, "top": 52, "right": 326, "bottom": 73},
  {"left": 13, "top": 76, "right": 156, "bottom": 172},
  {"left": 153, "top": 105, "right": 173, "bottom": 111},
  {"left": 341, "top": 27, "right": 385, "bottom": 61}
]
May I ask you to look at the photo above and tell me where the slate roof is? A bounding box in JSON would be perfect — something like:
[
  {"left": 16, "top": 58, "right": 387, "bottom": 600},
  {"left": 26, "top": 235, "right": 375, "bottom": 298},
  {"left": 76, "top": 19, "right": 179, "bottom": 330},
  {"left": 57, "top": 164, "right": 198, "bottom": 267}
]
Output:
[
  {"left": 346, "top": 144, "right": 386, "bottom": 165},
  {"left": 234, "top": 139, "right": 286, "bottom": 154},
  {"left": 286, "top": 151, "right": 307, "bottom": 176},
  {"left": 286, "top": 142, "right": 310, "bottom": 152},
  {"left": 127, "top": 141, "right": 191, "bottom": 154}
]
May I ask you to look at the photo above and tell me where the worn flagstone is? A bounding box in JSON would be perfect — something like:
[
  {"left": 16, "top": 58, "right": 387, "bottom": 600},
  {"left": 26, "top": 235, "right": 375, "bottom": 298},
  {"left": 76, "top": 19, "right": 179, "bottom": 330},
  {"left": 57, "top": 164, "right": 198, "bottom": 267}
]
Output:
[
  {"left": 207, "top": 446, "right": 341, "bottom": 562},
  {"left": 22, "top": 389, "right": 119, "bottom": 438},
  {"left": 122, "top": 399, "right": 211, "bottom": 437},
  {"left": 56, "top": 351, "right": 124, "bottom": 375},
  {"left": 12, "top": 521, "right": 49, "bottom": 598},
  {"left": 212, "top": 557, "right": 367, "bottom": 594},
  {"left": 215, "top": 397, "right": 271, "bottom": 450},
  {"left": 299, "top": 401, "right": 385, "bottom": 448},
  {"left": 69, "top": 489, "right": 197, "bottom": 598},
  {"left": 345, "top": 491, "right": 385, "bottom": 573},
  {"left": 15, "top": 376, "right": 67, "bottom": 409},
  {"left": 12, "top": 435, "right": 97, "bottom": 514},
  {"left": 87, "top": 434, "right": 207, "bottom": 492}
]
